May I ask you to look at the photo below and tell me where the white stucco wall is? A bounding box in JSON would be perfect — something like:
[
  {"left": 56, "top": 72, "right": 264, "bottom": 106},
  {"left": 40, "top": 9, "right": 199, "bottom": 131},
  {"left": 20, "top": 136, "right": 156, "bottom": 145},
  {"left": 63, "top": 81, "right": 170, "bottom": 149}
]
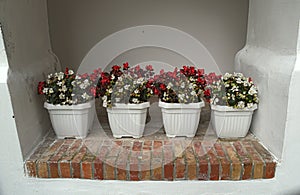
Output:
[
  {"left": 235, "top": 0, "right": 300, "bottom": 159},
  {"left": 0, "top": 0, "right": 60, "bottom": 158},
  {"left": 47, "top": 0, "right": 249, "bottom": 74},
  {"left": 1, "top": 0, "right": 300, "bottom": 194}
]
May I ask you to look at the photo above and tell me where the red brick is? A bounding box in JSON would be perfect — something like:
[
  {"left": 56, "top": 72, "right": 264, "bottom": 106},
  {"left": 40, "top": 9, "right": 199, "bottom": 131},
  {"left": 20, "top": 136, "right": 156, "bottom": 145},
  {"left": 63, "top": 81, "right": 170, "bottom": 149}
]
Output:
[
  {"left": 104, "top": 158, "right": 116, "bottom": 180},
  {"left": 49, "top": 162, "right": 59, "bottom": 178},
  {"left": 253, "top": 162, "right": 264, "bottom": 179},
  {"left": 186, "top": 147, "right": 197, "bottom": 180},
  {"left": 130, "top": 164, "right": 139, "bottom": 181},
  {"left": 243, "top": 162, "right": 253, "bottom": 180},
  {"left": 141, "top": 163, "right": 151, "bottom": 180},
  {"left": 94, "top": 157, "right": 103, "bottom": 180},
  {"left": 175, "top": 157, "right": 185, "bottom": 179},
  {"left": 116, "top": 163, "right": 127, "bottom": 180},
  {"left": 72, "top": 162, "right": 81, "bottom": 178},
  {"left": 59, "top": 162, "right": 71, "bottom": 178},
  {"left": 26, "top": 161, "right": 37, "bottom": 177},
  {"left": 37, "top": 162, "right": 48, "bottom": 178},
  {"left": 132, "top": 141, "right": 142, "bottom": 151},
  {"left": 204, "top": 144, "right": 219, "bottom": 180},
  {"left": 164, "top": 162, "right": 174, "bottom": 181},
  {"left": 82, "top": 155, "right": 94, "bottom": 179},
  {"left": 233, "top": 142, "right": 252, "bottom": 180},
  {"left": 143, "top": 140, "right": 152, "bottom": 147},
  {"left": 114, "top": 140, "right": 123, "bottom": 146},
  {"left": 71, "top": 146, "right": 87, "bottom": 178},
  {"left": 153, "top": 141, "right": 163, "bottom": 148},
  {"left": 223, "top": 142, "right": 242, "bottom": 180},
  {"left": 265, "top": 162, "right": 276, "bottom": 179},
  {"left": 220, "top": 161, "right": 231, "bottom": 180},
  {"left": 151, "top": 158, "right": 162, "bottom": 180}
]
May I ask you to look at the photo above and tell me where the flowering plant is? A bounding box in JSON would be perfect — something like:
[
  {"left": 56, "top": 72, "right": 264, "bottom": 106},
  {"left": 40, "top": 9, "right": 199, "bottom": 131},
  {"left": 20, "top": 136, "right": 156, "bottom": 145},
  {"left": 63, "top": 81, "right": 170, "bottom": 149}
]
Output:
[
  {"left": 205, "top": 72, "right": 259, "bottom": 109},
  {"left": 97, "top": 62, "right": 155, "bottom": 108},
  {"left": 38, "top": 68, "right": 101, "bottom": 105},
  {"left": 153, "top": 66, "right": 209, "bottom": 103}
]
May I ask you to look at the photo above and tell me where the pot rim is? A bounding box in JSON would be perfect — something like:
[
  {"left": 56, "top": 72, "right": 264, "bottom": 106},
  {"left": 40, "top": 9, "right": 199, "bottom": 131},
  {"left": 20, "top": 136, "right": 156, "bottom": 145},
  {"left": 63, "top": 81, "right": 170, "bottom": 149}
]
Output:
[
  {"left": 44, "top": 99, "right": 95, "bottom": 110},
  {"left": 107, "top": 101, "right": 150, "bottom": 109},
  {"left": 211, "top": 104, "right": 257, "bottom": 112},
  {"left": 158, "top": 99, "right": 205, "bottom": 109}
]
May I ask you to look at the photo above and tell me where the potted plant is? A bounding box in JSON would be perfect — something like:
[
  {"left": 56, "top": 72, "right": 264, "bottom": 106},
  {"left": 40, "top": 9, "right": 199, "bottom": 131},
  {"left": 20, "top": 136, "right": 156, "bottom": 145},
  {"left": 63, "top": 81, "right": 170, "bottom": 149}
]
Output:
[
  {"left": 154, "top": 66, "right": 208, "bottom": 137},
  {"left": 38, "top": 68, "right": 101, "bottom": 139},
  {"left": 205, "top": 72, "right": 259, "bottom": 138},
  {"left": 97, "top": 63, "right": 154, "bottom": 138}
]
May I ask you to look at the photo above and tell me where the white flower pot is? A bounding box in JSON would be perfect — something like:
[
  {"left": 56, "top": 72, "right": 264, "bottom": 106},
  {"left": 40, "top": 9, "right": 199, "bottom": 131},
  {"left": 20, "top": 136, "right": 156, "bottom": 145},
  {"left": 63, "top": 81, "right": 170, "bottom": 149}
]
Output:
[
  {"left": 107, "top": 102, "right": 150, "bottom": 138},
  {"left": 158, "top": 101, "right": 205, "bottom": 138},
  {"left": 210, "top": 104, "right": 257, "bottom": 138},
  {"left": 44, "top": 100, "right": 95, "bottom": 139}
]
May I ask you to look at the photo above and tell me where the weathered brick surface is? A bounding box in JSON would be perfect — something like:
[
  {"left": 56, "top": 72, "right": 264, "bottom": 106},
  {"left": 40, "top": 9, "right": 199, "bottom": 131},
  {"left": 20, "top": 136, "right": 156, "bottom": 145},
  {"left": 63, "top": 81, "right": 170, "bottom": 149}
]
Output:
[{"left": 25, "top": 135, "right": 277, "bottom": 181}]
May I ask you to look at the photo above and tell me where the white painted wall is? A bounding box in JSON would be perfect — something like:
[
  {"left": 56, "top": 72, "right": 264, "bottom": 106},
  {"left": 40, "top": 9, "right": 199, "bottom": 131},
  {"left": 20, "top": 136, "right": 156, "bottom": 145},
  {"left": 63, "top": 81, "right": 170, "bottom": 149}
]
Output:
[
  {"left": 47, "top": 0, "right": 249, "bottom": 74},
  {"left": 1, "top": 0, "right": 300, "bottom": 194},
  {"left": 235, "top": 0, "right": 300, "bottom": 159},
  {"left": 0, "top": 0, "right": 60, "bottom": 158}
]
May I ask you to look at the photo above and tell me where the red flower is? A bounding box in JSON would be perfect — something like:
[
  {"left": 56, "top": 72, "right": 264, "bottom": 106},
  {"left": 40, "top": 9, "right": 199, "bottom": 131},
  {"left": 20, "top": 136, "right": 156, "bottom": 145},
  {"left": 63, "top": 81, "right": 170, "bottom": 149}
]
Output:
[
  {"left": 37, "top": 81, "right": 45, "bottom": 94},
  {"left": 160, "top": 83, "right": 166, "bottom": 91},
  {"left": 146, "top": 65, "right": 153, "bottom": 71},
  {"left": 135, "top": 65, "right": 141, "bottom": 72},
  {"left": 248, "top": 77, "right": 252, "bottom": 82},
  {"left": 160, "top": 69, "right": 165, "bottom": 75},
  {"left": 90, "top": 87, "right": 97, "bottom": 97},
  {"left": 189, "top": 66, "right": 196, "bottom": 76},
  {"left": 65, "top": 67, "right": 69, "bottom": 75},
  {"left": 123, "top": 62, "right": 129, "bottom": 70},
  {"left": 112, "top": 65, "right": 121, "bottom": 71},
  {"left": 197, "top": 77, "right": 205, "bottom": 85},
  {"left": 153, "top": 87, "right": 160, "bottom": 95},
  {"left": 198, "top": 69, "right": 204, "bottom": 76},
  {"left": 81, "top": 73, "right": 88, "bottom": 79},
  {"left": 204, "top": 89, "right": 211, "bottom": 97}
]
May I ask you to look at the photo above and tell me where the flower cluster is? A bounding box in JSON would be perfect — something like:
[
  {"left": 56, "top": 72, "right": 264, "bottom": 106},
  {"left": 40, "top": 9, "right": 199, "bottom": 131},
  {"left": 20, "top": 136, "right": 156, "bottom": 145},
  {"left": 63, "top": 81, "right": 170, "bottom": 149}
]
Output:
[
  {"left": 153, "top": 66, "right": 208, "bottom": 103},
  {"left": 38, "top": 68, "right": 101, "bottom": 105},
  {"left": 206, "top": 72, "right": 259, "bottom": 109},
  {"left": 97, "top": 63, "right": 155, "bottom": 107}
]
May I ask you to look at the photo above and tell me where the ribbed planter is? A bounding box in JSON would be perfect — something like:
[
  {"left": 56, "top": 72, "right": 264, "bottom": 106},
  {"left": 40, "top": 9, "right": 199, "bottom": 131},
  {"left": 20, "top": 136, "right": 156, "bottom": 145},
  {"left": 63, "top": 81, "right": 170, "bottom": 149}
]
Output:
[
  {"left": 211, "top": 104, "right": 257, "bottom": 138},
  {"left": 44, "top": 100, "right": 95, "bottom": 139},
  {"left": 158, "top": 100, "right": 205, "bottom": 138},
  {"left": 107, "top": 102, "right": 150, "bottom": 138}
]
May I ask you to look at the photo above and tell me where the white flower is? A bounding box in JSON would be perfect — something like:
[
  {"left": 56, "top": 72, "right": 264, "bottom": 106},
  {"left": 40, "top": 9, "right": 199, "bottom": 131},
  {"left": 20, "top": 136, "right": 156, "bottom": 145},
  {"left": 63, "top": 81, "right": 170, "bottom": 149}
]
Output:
[
  {"left": 180, "top": 82, "right": 185, "bottom": 89},
  {"left": 189, "top": 83, "right": 194, "bottom": 89},
  {"left": 49, "top": 88, "right": 54, "bottom": 94},
  {"left": 68, "top": 70, "right": 74, "bottom": 75},
  {"left": 111, "top": 74, "right": 115, "bottom": 80},
  {"left": 57, "top": 81, "right": 62, "bottom": 86},
  {"left": 132, "top": 98, "right": 139, "bottom": 103},
  {"left": 81, "top": 92, "right": 90, "bottom": 100},
  {"left": 236, "top": 78, "right": 242, "bottom": 84},
  {"left": 178, "top": 94, "right": 184, "bottom": 100},
  {"left": 247, "top": 103, "right": 254, "bottom": 108},
  {"left": 237, "top": 101, "right": 245, "bottom": 109},
  {"left": 61, "top": 85, "right": 67, "bottom": 92},
  {"left": 103, "top": 100, "right": 107, "bottom": 107},
  {"left": 75, "top": 75, "right": 81, "bottom": 79},
  {"left": 102, "top": 95, "right": 107, "bottom": 101},
  {"left": 136, "top": 78, "right": 144, "bottom": 84},
  {"left": 79, "top": 83, "right": 85, "bottom": 89},
  {"left": 248, "top": 86, "right": 258, "bottom": 95},
  {"left": 124, "top": 85, "right": 130, "bottom": 90},
  {"left": 59, "top": 93, "right": 65, "bottom": 99},
  {"left": 167, "top": 83, "right": 173, "bottom": 89},
  {"left": 58, "top": 72, "right": 64, "bottom": 81},
  {"left": 71, "top": 81, "right": 76, "bottom": 86},
  {"left": 134, "top": 89, "right": 139, "bottom": 94},
  {"left": 108, "top": 88, "right": 113, "bottom": 93},
  {"left": 118, "top": 88, "right": 124, "bottom": 93},
  {"left": 47, "top": 74, "right": 53, "bottom": 79},
  {"left": 223, "top": 73, "right": 232, "bottom": 80},
  {"left": 43, "top": 88, "right": 48, "bottom": 94},
  {"left": 191, "top": 91, "right": 196, "bottom": 96},
  {"left": 118, "top": 76, "right": 123, "bottom": 82}
]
